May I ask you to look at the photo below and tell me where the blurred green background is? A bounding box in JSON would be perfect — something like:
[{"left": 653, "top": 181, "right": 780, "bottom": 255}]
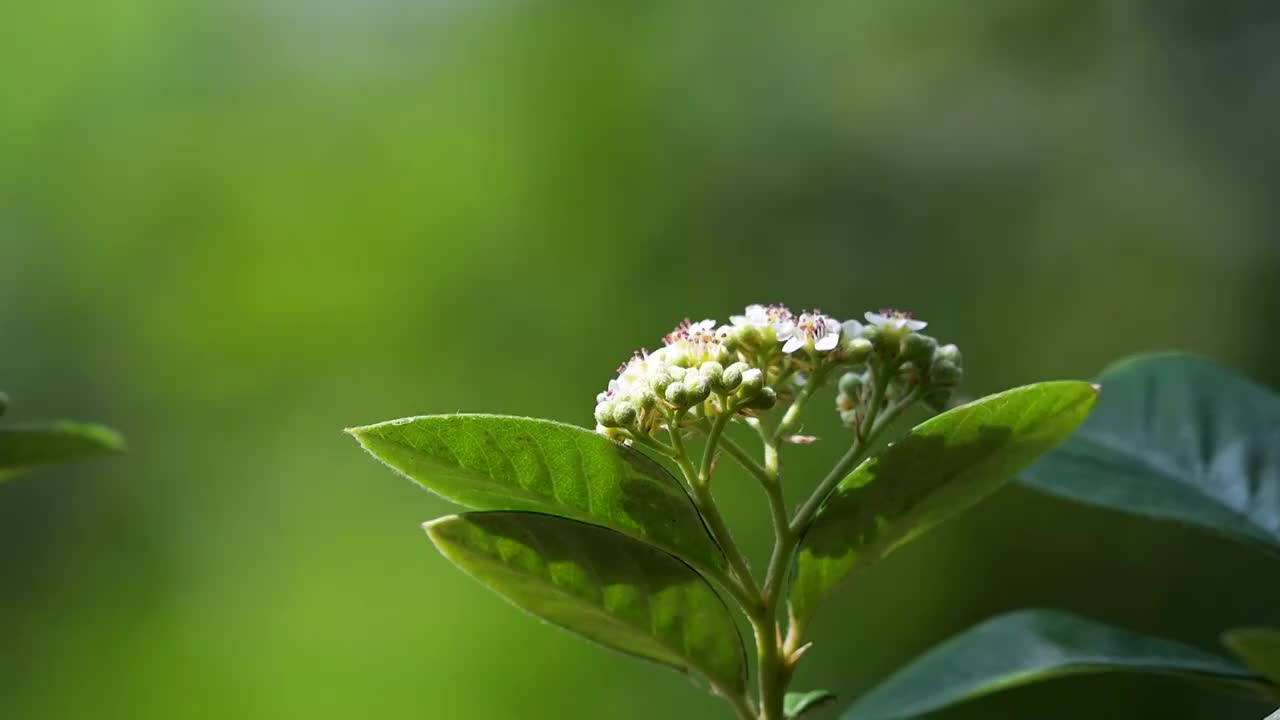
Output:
[{"left": 3, "top": 1, "right": 1279, "bottom": 718}]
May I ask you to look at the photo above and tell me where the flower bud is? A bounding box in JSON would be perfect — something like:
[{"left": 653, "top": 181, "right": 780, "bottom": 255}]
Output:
[
  {"left": 685, "top": 374, "right": 711, "bottom": 404},
  {"left": 735, "top": 325, "right": 763, "bottom": 349},
  {"left": 930, "top": 357, "right": 963, "bottom": 386},
  {"left": 649, "top": 371, "right": 675, "bottom": 396},
  {"left": 837, "top": 371, "right": 865, "bottom": 397},
  {"left": 635, "top": 388, "right": 658, "bottom": 411},
  {"left": 901, "top": 333, "right": 938, "bottom": 367},
  {"left": 744, "top": 386, "right": 777, "bottom": 411},
  {"left": 700, "top": 361, "right": 725, "bottom": 389},
  {"left": 935, "top": 344, "right": 962, "bottom": 365},
  {"left": 720, "top": 362, "right": 748, "bottom": 393},
  {"left": 737, "top": 368, "right": 765, "bottom": 398},
  {"left": 594, "top": 401, "right": 619, "bottom": 428},
  {"left": 929, "top": 344, "right": 963, "bottom": 386},
  {"left": 612, "top": 401, "right": 638, "bottom": 427},
  {"left": 843, "top": 337, "right": 873, "bottom": 364},
  {"left": 664, "top": 381, "right": 690, "bottom": 407}
]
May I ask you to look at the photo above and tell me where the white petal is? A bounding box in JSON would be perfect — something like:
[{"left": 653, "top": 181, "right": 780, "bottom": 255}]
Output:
[
  {"left": 782, "top": 336, "right": 804, "bottom": 353},
  {"left": 692, "top": 319, "right": 717, "bottom": 331},
  {"left": 842, "top": 319, "right": 864, "bottom": 336},
  {"left": 822, "top": 317, "right": 841, "bottom": 333},
  {"left": 865, "top": 312, "right": 888, "bottom": 326},
  {"left": 775, "top": 321, "right": 796, "bottom": 340},
  {"left": 906, "top": 319, "right": 927, "bottom": 331},
  {"left": 814, "top": 334, "right": 839, "bottom": 351},
  {"left": 729, "top": 315, "right": 747, "bottom": 326}
]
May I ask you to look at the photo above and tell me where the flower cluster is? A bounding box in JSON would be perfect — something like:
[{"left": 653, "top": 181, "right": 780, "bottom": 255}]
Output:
[
  {"left": 836, "top": 310, "right": 963, "bottom": 425},
  {"left": 594, "top": 304, "right": 961, "bottom": 441}
]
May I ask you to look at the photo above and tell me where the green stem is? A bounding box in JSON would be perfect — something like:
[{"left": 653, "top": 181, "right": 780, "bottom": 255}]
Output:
[
  {"left": 772, "top": 363, "right": 832, "bottom": 443},
  {"left": 719, "top": 435, "right": 772, "bottom": 488},
  {"left": 789, "top": 365, "right": 893, "bottom": 535},
  {"left": 751, "top": 610, "right": 788, "bottom": 720},
  {"left": 628, "top": 431, "right": 678, "bottom": 458},
  {"left": 700, "top": 399, "right": 736, "bottom": 482},
  {"left": 667, "top": 418, "right": 760, "bottom": 607}
]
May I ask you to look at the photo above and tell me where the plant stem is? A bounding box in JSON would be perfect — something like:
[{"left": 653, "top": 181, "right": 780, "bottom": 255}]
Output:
[
  {"left": 772, "top": 363, "right": 832, "bottom": 443},
  {"left": 751, "top": 610, "right": 788, "bottom": 720},
  {"left": 701, "top": 399, "right": 736, "bottom": 482},
  {"left": 789, "top": 365, "right": 892, "bottom": 535},
  {"left": 719, "top": 436, "right": 773, "bottom": 488},
  {"left": 667, "top": 416, "right": 760, "bottom": 606}
]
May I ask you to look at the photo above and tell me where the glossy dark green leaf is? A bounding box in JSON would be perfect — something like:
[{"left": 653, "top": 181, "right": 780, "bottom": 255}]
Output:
[
  {"left": 1223, "top": 628, "right": 1280, "bottom": 685},
  {"left": 0, "top": 422, "right": 125, "bottom": 476},
  {"left": 1022, "top": 354, "right": 1280, "bottom": 555},
  {"left": 348, "top": 414, "right": 724, "bottom": 571},
  {"left": 791, "top": 382, "right": 1096, "bottom": 622},
  {"left": 425, "top": 511, "right": 746, "bottom": 696},
  {"left": 843, "top": 609, "right": 1269, "bottom": 720},
  {"left": 785, "top": 689, "right": 836, "bottom": 718}
]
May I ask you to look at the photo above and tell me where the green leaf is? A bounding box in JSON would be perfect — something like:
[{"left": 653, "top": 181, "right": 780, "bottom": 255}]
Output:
[
  {"left": 843, "top": 609, "right": 1268, "bottom": 720},
  {"left": 1022, "top": 353, "right": 1280, "bottom": 556},
  {"left": 347, "top": 414, "right": 724, "bottom": 571},
  {"left": 0, "top": 422, "right": 126, "bottom": 475},
  {"left": 1223, "top": 627, "right": 1280, "bottom": 685},
  {"left": 424, "top": 511, "right": 746, "bottom": 696},
  {"left": 785, "top": 689, "right": 837, "bottom": 718},
  {"left": 0, "top": 391, "right": 8, "bottom": 416},
  {"left": 791, "top": 382, "right": 1097, "bottom": 623}
]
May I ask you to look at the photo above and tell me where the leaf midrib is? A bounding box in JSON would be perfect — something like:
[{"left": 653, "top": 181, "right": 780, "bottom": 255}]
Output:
[{"left": 1062, "top": 428, "right": 1275, "bottom": 543}]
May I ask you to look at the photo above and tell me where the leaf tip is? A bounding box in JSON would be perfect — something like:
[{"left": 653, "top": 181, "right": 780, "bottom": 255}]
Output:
[{"left": 421, "top": 515, "right": 455, "bottom": 539}]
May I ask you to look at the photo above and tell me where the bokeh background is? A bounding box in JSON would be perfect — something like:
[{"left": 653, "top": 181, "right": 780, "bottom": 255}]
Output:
[{"left": 3, "top": 2, "right": 1280, "bottom": 718}]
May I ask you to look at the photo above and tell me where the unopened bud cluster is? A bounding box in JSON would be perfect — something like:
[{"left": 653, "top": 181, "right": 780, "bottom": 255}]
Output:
[
  {"left": 594, "top": 305, "right": 961, "bottom": 442},
  {"left": 836, "top": 310, "right": 964, "bottom": 426}
]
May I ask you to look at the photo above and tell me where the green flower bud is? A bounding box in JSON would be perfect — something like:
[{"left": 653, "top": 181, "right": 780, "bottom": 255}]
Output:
[
  {"left": 664, "top": 381, "right": 690, "bottom": 407},
  {"left": 935, "top": 344, "right": 962, "bottom": 365},
  {"left": 930, "top": 360, "right": 963, "bottom": 387},
  {"left": 745, "top": 386, "right": 777, "bottom": 411},
  {"left": 720, "top": 362, "right": 748, "bottom": 393},
  {"left": 737, "top": 368, "right": 765, "bottom": 398},
  {"left": 649, "top": 371, "right": 675, "bottom": 396},
  {"left": 635, "top": 388, "right": 658, "bottom": 411},
  {"left": 700, "top": 361, "right": 725, "bottom": 389},
  {"left": 594, "top": 401, "right": 619, "bottom": 428},
  {"left": 736, "top": 325, "right": 763, "bottom": 349},
  {"left": 837, "top": 371, "right": 865, "bottom": 397},
  {"left": 901, "top": 333, "right": 938, "bottom": 367},
  {"left": 843, "top": 337, "right": 873, "bottom": 364},
  {"left": 685, "top": 374, "right": 711, "bottom": 404},
  {"left": 612, "top": 401, "right": 638, "bottom": 427}
]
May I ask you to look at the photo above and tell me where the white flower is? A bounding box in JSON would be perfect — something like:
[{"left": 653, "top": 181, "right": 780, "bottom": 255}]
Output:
[
  {"left": 841, "top": 319, "right": 864, "bottom": 337},
  {"left": 730, "top": 304, "right": 792, "bottom": 331},
  {"left": 778, "top": 310, "right": 842, "bottom": 354},
  {"left": 864, "top": 309, "right": 927, "bottom": 332},
  {"left": 662, "top": 318, "right": 730, "bottom": 366}
]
